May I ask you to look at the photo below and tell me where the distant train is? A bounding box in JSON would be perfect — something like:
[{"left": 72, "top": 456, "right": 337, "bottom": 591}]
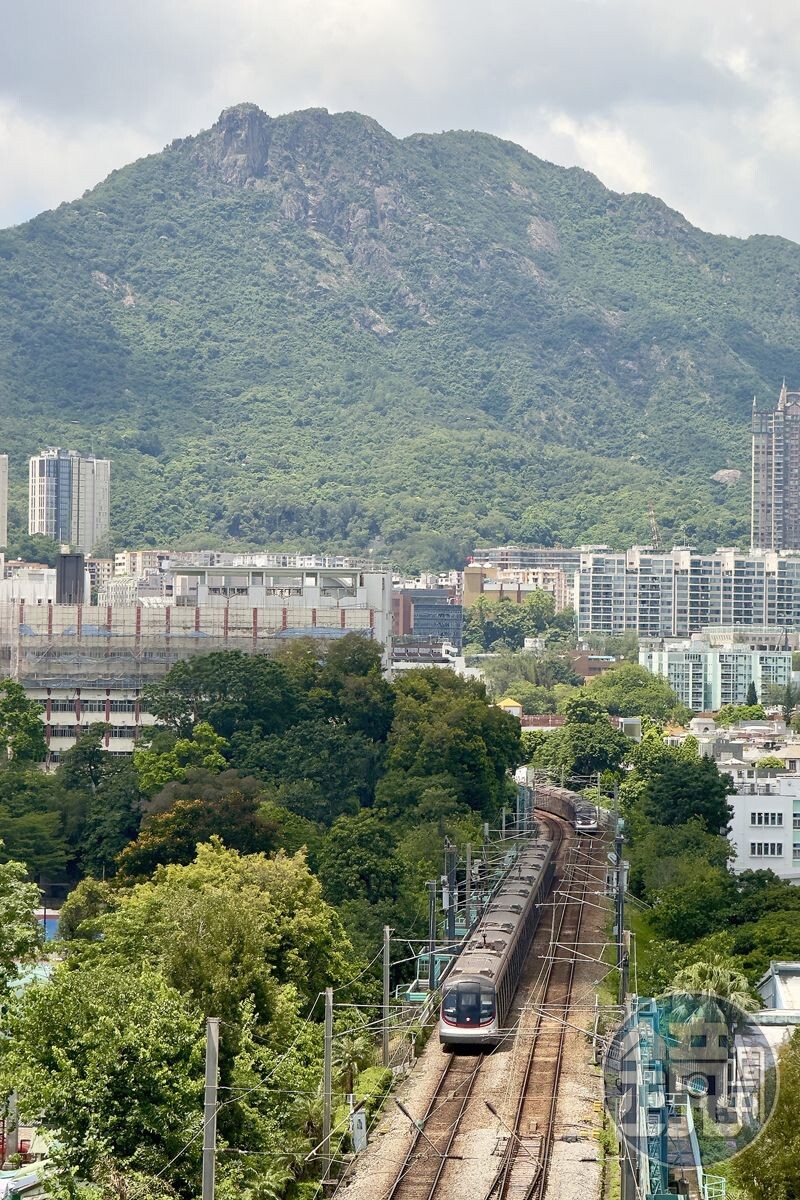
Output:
[
  {"left": 438, "top": 835, "right": 557, "bottom": 1048},
  {"left": 531, "top": 783, "right": 578, "bottom": 825},
  {"left": 526, "top": 780, "right": 602, "bottom": 834},
  {"left": 573, "top": 802, "right": 601, "bottom": 834}
]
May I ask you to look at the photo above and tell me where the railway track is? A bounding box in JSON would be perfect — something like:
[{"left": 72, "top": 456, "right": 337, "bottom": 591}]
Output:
[
  {"left": 487, "top": 834, "right": 603, "bottom": 1200},
  {"left": 385, "top": 814, "right": 600, "bottom": 1200},
  {"left": 385, "top": 1050, "right": 483, "bottom": 1200}
]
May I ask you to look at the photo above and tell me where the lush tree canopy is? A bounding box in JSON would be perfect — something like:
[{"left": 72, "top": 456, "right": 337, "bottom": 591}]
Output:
[{"left": 584, "top": 663, "right": 682, "bottom": 720}]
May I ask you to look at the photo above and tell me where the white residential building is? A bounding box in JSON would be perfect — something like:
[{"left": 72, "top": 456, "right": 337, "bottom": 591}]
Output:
[
  {"left": 640, "top": 631, "right": 792, "bottom": 710},
  {"left": 28, "top": 448, "right": 111, "bottom": 554},
  {"left": 576, "top": 546, "right": 800, "bottom": 636},
  {"left": 728, "top": 772, "right": 800, "bottom": 882}
]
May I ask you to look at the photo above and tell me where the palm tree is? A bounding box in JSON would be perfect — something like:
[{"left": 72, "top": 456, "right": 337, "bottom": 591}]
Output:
[
  {"left": 668, "top": 954, "right": 757, "bottom": 1032},
  {"left": 334, "top": 1027, "right": 375, "bottom": 1094}
]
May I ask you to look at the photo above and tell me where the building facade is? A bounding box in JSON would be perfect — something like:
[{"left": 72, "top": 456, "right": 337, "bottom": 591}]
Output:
[
  {"left": 0, "top": 556, "right": 393, "bottom": 762},
  {"left": 462, "top": 563, "right": 572, "bottom": 612},
  {"left": 0, "top": 454, "right": 8, "bottom": 549},
  {"left": 576, "top": 547, "right": 800, "bottom": 636},
  {"left": 640, "top": 633, "right": 792, "bottom": 711},
  {"left": 752, "top": 384, "right": 800, "bottom": 551},
  {"left": 28, "top": 448, "right": 111, "bottom": 554},
  {"left": 729, "top": 773, "right": 800, "bottom": 882}
]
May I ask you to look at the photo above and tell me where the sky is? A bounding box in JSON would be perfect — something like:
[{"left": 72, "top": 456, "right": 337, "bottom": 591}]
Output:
[{"left": 2, "top": 0, "right": 800, "bottom": 240}]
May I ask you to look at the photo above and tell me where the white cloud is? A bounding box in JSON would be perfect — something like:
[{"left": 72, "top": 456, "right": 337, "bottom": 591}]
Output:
[
  {"left": 1, "top": 0, "right": 800, "bottom": 238},
  {"left": 0, "top": 102, "right": 153, "bottom": 227}
]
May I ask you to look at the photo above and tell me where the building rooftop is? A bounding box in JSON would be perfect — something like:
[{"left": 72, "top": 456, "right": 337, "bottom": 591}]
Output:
[{"left": 757, "top": 961, "right": 800, "bottom": 1010}]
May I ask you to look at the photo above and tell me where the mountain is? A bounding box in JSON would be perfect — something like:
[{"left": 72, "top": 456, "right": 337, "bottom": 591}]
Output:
[{"left": 1, "top": 102, "right": 797, "bottom": 565}]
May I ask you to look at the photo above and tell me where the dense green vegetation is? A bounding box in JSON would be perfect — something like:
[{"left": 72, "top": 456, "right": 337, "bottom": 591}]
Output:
[
  {"left": 1, "top": 641, "right": 799, "bottom": 1198},
  {"left": 3, "top": 103, "right": 797, "bottom": 563},
  {"left": 0, "top": 645, "right": 523, "bottom": 1196}
]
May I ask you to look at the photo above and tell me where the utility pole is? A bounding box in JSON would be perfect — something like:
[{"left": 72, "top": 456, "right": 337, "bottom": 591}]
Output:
[
  {"left": 445, "top": 840, "right": 457, "bottom": 943},
  {"left": 322, "top": 987, "right": 333, "bottom": 1184},
  {"left": 382, "top": 925, "right": 391, "bottom": 1068},
  {"left": 427, "top": 879, "right": 437, "bottom": 991},
  {"left": 501, "top": 806, "right": 506, "bottom": 840},
  {"left": 465, "top": 843, "right": 472, "bottom": 929},
  {"left": 615, "top": 820, "right": 626, "bottom": 1005},
  {"left": 202, "top": 1017, "right": 220, "bottom": 1200}
]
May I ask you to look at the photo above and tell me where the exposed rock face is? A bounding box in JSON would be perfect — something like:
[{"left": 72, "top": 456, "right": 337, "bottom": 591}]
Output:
[
  {"left": 711, "top": 469, "right": 743, "bottom": 485},
  {"left": 198, "top": 103, "right": 274, "bottom": 186}
]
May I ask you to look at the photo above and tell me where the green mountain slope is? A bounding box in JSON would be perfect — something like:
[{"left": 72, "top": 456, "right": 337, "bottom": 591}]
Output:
[{"left": 0, "top": 102, "right": 796, "bottom": 564}]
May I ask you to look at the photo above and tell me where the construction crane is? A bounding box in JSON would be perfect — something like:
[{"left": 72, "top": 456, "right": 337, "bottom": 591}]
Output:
[{"left": 647, "top": 505, "right": 662, "bottom": 550}]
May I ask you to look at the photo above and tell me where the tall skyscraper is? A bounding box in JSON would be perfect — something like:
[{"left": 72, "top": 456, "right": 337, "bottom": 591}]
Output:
[
  {"left": 0, "top": 454, "right": 7, "bottom": 549},
  {"left": 28, "top": 448, "right": 111, "bottom": 554},
  {"left": 751, "top": 383, "right": 800, "bottom": 551}
]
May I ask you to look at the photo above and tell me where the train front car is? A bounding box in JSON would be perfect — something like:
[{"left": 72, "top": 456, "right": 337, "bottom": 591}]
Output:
[
  {"left": 438, "top": 837, "right": 556, "bottom": 1050},
  {"left": 440, "top": 975, "right": 500, "bottom": 1046},
  {"left": 574, "top": 803, "right": 600, "bottom": 834}
]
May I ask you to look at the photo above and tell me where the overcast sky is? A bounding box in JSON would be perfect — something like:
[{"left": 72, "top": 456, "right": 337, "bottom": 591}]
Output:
[{"left": 2, "top": 0, "right": 799, "bottom": 240}]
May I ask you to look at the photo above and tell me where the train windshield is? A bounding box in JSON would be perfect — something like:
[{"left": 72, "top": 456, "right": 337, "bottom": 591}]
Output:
[{"left": 442, "top": 982, "right": 496, "bottom": 1025}]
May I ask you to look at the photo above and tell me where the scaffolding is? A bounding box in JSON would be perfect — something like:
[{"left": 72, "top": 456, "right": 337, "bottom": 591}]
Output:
[{"left": 0, "top": 600, "right": 377, "bottom": 690}]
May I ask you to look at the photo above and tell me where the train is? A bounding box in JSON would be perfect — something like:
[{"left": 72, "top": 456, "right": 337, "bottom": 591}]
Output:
[
  {"left": 526, "top": 779, "right": 601, "bottom": 834},
  {"left": 573, "top": 802, "right": 601, "bottom": 834},
  {"left": 438, "top": 834, "right": 557, "bottom": 1048},
  {"left": 527, "top": 782, "right": 577, "bottom": 825}
]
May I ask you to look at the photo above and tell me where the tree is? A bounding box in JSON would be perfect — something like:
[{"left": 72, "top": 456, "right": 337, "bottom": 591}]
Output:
[
  {"left": 318, "top": 811, "right": 402, "bottom": 907},
  {"left": 0, "top": 846, "right": 42, "bottom": 990},
  {"left": 231, "top": 720, "right": 379, "bottom": 822},
  {"left": 463, "top": 592, "right": 567, "bottom": 652},
  {"left": 638, "top": 754, "right": 734, "bottom": 833},
  {"left": 115, "top": 790, "right": 279, "bottom": 879},
  {"left": 0, "top": 964, "right": 204, "bottom": 1191},
  {"left": 0, "top": 680, "right": 46, "bottom": 763},
  {"left": 716, "top": 703, "right": 765, "bottom": 726},
  {"left": 57, "top": 727, "right": 144, "bottom": 876},
  {"left": 730, "top": 1028, "right": 800, "bottom": 1199},
  {"left": 669, "top": 954, "right": 756, "bottom": 1018},
  {"left": 585, "top": 663, "right": 681, "bottom": 720},
  {"left": 142, "top": 652, "right": 301, "bottom": 739},
  {"left": 745, "top": 680, "right": 758, "bottom": 706},
  {"left": 757, "top": 754, "right": 785, "bottom": 770},
  {"left": 731, "top": 911, "right": 800, "bottom": 979},
  {"left": 648, "top": 859, "right": 736, "bottom": 941},
  {"left": 133, "top": 721, "right": 228, "bottom": 794},
  {"left": 763, "top": 681, "right": 800, "bottom": 722},
  {"left": 533, "top": 695, "right": 631, "bottom": 780}
]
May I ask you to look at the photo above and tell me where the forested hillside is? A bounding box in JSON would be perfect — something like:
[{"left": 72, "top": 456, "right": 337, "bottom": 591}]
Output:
[{"left": 1, "top": 102, "right": 798, "bottom": 564}]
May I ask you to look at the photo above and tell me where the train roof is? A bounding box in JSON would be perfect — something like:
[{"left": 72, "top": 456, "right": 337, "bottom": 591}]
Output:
[{"left": 445, "top": 837, "right": 555, "bottom": 988}]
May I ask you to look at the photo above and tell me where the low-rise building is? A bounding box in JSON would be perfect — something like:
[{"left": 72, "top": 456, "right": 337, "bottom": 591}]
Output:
[
  {"left": 462, "top": 563, "right": 572, "bottom": 612},
  {"left": 728, "top": 772, "right": 800, "bottom": 882}
]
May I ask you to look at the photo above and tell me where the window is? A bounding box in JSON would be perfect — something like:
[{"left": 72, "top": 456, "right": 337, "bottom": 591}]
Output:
[
  {"left": 690, "top": 1034, "right": 707, "bottom": 1048},
  {"left": 719, "top": 1035, "right": 729, "bottom": 1049}
]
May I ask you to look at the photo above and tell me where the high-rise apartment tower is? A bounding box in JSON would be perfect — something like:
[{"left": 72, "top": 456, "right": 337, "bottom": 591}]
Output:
[
  {"left": 28, "top": 448, "right": 111, "bottom": 554},
  {"left": 751, "top": 384, "right": 800, "bottom": 551},
  {"left": 0, "top": 455, "right": 7, "bottom": 549}
]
